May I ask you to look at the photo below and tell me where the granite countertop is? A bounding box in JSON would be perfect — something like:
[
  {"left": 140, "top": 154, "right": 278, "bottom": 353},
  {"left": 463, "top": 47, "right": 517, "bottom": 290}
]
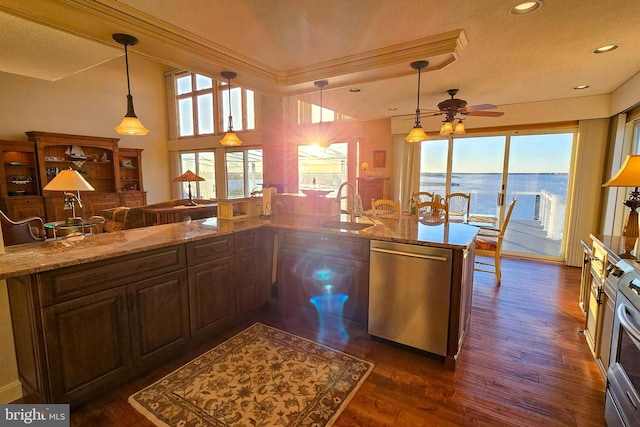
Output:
[{"left": 0, "top": 214, "right": 478, "bottom": 280}]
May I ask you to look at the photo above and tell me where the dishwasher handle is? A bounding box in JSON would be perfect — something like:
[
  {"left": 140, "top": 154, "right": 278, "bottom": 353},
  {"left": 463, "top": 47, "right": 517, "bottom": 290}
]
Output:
[{"left": 371, "top": 247, "right": 448, "bottom": 262}]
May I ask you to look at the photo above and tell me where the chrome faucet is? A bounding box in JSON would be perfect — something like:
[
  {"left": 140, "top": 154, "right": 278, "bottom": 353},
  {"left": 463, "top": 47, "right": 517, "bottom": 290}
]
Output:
[{"left": 336, "top": 182, "right": 362, "bottom": 222}]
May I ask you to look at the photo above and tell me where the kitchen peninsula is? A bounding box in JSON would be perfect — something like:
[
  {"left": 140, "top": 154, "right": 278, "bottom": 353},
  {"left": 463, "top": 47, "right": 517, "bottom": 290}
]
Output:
[{"left": 1, "top": 214, "right": 477, "bottom": 406}]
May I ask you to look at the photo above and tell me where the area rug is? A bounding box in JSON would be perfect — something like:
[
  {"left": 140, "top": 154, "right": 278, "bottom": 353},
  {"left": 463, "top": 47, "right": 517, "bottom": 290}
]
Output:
[{"left": 129, "top": 323, "right": 374, "bottom": 427}]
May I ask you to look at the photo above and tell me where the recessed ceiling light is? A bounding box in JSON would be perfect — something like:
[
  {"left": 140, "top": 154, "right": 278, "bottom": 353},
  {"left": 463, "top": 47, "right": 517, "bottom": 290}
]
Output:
[
  {"left": 388, "top": 107, "right": 397, "bottom": 111},
  {"left": 574, "top": 85, "right": 590, "bottom": 90},
  {"left": 510, "top": 0, "right": 543, "bottom": 15},
  {"left": 349, "top": 88, "right": 361, "bottom": 93},
  {"left": 593, "top": 44, "right": 619, "bottom": 54}
]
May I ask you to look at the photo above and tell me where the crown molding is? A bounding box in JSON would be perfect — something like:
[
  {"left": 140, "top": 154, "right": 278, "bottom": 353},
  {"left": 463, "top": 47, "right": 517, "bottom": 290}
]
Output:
[{"left": 1, "top": 0, "right": 467, "bottom": 95}]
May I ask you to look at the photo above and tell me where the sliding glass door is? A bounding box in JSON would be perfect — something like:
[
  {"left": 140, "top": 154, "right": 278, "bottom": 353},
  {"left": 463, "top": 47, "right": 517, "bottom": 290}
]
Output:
[{"left": 420, "top": 131, "right": 574, "bottom": 260}]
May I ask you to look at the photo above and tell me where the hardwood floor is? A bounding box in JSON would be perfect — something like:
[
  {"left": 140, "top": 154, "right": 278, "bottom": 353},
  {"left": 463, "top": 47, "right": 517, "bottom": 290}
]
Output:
[{"left": 61, "top": 257, "right": 606, "bottom": 426}]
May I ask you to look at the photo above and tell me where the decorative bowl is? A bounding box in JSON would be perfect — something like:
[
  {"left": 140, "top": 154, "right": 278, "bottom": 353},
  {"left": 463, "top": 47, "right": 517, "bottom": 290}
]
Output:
[{"left": 301, "top": 189, "right": 331, "bottom": 197}]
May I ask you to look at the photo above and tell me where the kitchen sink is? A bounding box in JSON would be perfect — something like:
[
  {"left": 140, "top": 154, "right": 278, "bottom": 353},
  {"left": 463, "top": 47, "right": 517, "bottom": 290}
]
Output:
[{"left": 316, "top": 221, "right": 373, "bottom": 231}]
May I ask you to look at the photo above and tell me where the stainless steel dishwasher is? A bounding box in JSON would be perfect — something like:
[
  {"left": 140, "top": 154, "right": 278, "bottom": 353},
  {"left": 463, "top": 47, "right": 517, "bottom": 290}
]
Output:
[{"left": 368, "top": 240, "right": 452, "bottom": 356}]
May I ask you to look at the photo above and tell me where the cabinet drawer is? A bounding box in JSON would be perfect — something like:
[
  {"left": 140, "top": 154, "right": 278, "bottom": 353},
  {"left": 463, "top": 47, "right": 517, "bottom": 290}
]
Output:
[
  {"left": 38, "top": 246, "right": 186, "bottom": 306},
  {"left": 279, "top": 230, "right": 369, "bottom": 261},
  {"left": 187, "top": 235, "right": 234, "bottom": 265},
  {"left": 235, "top": 229, "right": 262, "bottom": 253}
]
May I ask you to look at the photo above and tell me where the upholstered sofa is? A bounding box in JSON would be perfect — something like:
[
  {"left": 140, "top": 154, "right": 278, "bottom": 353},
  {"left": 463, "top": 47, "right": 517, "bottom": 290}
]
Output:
[{"left": 99, "top": 199, "right": 217, "bottom": 232}]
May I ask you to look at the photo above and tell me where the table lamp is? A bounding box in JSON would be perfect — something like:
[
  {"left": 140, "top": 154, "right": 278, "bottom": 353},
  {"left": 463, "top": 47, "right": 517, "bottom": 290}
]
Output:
[
  {"left": 603, "top": 155, "right": 640, "bottom": 238},
  {"left": 360, "top": 162, "right": 370, "bottom": 177},
  {"left": 173, "top": 170, "right": 205, "bottom": 206},
  {"left": 43, "top": 168, "right": 95, "bottom": 224}
]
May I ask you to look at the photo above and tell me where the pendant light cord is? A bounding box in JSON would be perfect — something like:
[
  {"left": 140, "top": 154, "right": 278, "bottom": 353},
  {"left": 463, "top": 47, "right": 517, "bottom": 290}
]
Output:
[
  {"left": 414, "top": 67, "right": 422, "bottom": 127},
  {"left": 227, "top": 75, "right": 233, "bottom": 131},
  {"left": 124, "top": 43, "right": 131, "bottom": 96}
]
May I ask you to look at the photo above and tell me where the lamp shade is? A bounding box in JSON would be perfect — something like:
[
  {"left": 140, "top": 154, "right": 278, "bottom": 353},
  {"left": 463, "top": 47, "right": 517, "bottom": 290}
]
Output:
[
  {"left": 405, "top": 125, "right": 429, "bottom": 143},
  {"left": 360, "top": 162, "right": 370, "bottom": 170},
  {"left": 603, "top": 155, "right": 640, "bottom": 187},
  {"left": 43, "top": 168, "right": 95, "bottom": 192},
  {"left": 115, "top": 115, "right": 149, "bottom": 135},
  {"left": 220, "top": 131, "right": 243, "bottom": 146},
  {"left": 440, "top": 121, "right": 454, "bottom": 136},
  {"left": 173, "top": 169, "right": 205, "bottom": 183}
]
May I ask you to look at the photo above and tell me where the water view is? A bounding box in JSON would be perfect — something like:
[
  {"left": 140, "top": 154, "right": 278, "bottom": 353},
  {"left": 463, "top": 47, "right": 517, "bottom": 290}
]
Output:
[{"left": 420, "top": 172, "right": 568, "bottom": 220}]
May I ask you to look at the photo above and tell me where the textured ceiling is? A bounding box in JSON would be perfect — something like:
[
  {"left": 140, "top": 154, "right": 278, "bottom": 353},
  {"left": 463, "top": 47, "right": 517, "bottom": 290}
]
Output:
[{"left": 1, "top": 0, "right": 639, "bottom": 121}]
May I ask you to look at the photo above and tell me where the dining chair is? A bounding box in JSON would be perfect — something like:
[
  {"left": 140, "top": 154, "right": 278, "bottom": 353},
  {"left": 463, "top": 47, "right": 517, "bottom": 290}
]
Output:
[
  {"left": 474, "top": 198, "right": 517, "bottom": 284},
  {"left": 415, "top": 200, "right": 448, "bottom": 222},
  {"left": 0, "top": 210, "right": 46, "bottom": 246},
  {"left": 372, "top": 199, "right": 401, "bottom": 219},
  {"left": 446, "top": 192, "right": 471, "bottom": 222},
  {"left": 412, "top": 191, "right": 435, "bottom": 203}
]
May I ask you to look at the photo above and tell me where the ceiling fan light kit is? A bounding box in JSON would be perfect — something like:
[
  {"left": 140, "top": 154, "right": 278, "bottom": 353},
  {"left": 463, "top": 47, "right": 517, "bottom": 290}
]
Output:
[
  {"left": 405, "top": 60, "right": 430, "bottom": 143},
  {"left": 113, "top": 33, "right": 149, "bottom": 136}
]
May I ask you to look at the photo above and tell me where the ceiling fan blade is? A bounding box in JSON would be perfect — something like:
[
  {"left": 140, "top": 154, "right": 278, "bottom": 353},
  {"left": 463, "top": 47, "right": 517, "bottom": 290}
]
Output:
[
  {"left": 462, "top": 104, "right": 497, "bottom": 112},
  {"left": 463, "top": 110, "right": 504, "bottom": 117}
]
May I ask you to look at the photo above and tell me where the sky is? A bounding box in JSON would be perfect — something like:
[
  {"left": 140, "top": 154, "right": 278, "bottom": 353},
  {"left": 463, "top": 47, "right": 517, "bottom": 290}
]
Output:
[{"left": 421, "top": 133, "right": 574, "bottom": 174}]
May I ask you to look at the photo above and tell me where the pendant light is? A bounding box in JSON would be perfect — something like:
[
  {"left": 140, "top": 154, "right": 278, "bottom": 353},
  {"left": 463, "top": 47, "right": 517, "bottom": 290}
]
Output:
[
  {"left": 113, "top": 33, "right": 149, "bottom": 135},
  {"left": 405, "top": 60, "right": 429, "bottom": 142},
  {"left": 219, "top": 71, "right": 243, "bottom": 146},
  {"left": 313, "top": 80, "right": 331, "bottom": 148}
]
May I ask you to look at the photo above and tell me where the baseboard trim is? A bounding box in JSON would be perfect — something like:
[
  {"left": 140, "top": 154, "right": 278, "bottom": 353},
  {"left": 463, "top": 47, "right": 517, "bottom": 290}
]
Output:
[{"left": 0, "top": 380, "right": 23, "bottom": 403}]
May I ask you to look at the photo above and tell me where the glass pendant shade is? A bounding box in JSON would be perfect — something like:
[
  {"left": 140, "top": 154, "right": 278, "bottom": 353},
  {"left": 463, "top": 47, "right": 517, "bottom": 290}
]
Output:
[
  {"left": 219, "top": 131, "right": 243, "bottom": 146},
  {"left": 220, "top": 71, "right": 243, "bottom": 146},
  {"left": 454, "top": 120, "right": 466, "bottom": 134},
  {"left": 405, "top": 125, "right": 429, "bottom": 142},
  {"left": 115, "top": 94, "right": 149, "bottom": 135},
  {"left": 440, "top": 121, "right": 454, "bottom": 135}
]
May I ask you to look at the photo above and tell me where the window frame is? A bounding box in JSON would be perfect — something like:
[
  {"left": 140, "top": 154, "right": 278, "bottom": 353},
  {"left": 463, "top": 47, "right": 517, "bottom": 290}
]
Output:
[{"left": 175, "top": 71, "right": 255, "bottom": 139}]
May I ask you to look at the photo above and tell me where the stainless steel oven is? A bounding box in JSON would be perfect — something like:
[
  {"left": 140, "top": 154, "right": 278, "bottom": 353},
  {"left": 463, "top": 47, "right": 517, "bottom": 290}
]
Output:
[{"left": 606, "top": 260, "right": 640, "bottom": 427}]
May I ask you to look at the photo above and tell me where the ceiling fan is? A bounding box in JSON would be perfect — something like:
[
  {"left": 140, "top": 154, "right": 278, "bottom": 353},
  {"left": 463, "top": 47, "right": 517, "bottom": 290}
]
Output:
[{"left": 421, "top": 89, "right": 504, "bottom": 135}]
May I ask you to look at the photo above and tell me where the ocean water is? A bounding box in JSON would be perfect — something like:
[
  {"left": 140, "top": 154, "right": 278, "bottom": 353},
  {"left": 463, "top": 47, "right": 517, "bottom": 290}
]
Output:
[{"left": 420, "top": 173, "right": 569, "bottom": 219}]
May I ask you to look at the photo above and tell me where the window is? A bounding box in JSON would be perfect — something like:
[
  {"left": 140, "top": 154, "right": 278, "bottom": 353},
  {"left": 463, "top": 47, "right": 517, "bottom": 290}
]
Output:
[
  {"left": 297, "top": 100, "right": 355, "bottom": 124},
  {"left": 178, "top": 151, "right": 216, "bottom": 199},
  {"left": 226, "top": 149, "right": 263, "bottom": 198},
  {"left": 419, "top": 131, "right": 574, "bottom": 259},
  {"left": 298, "top": 143, "right": 348, "bottom": 192},
  {"left": 175, "top": 72, "right": 255, "bottom": 138}
]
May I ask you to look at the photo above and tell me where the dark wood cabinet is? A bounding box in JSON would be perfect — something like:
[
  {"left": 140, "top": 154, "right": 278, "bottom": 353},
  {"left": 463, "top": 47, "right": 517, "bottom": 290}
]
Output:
[
  {"left": 128, "top": 270, "right": 190, "bottom": 367},
  {"left": 235, "top": 228, "right": 272, "bottom": 316},
  {"left": 357, "top": 177, "right": 389, "bottom": 211},
  {"left": 42, "top": 287, "right": 132, "bottom": 404},
  {"left": 117, "top": 148, "right": 146, "bottom": 206},
  {"left": 276, "top": 230, "right": 369, "bottom": 327},
  {"left": 8, "top": 245, "right": 188, "bottom": 406},
  {"left": 187, "top": 235, "right": 236, "bottom": 340},
  {"left": 0, "top": 140, "right": 44, "bottom": 220},
  {"left": 188, "top": 257, "right": 235, "bottom": 339}
]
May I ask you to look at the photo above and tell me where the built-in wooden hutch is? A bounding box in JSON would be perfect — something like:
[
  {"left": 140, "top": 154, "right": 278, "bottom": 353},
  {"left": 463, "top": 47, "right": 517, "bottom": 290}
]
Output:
[{"left": 0, "top": 132, "right": 146, "bottom": 222}]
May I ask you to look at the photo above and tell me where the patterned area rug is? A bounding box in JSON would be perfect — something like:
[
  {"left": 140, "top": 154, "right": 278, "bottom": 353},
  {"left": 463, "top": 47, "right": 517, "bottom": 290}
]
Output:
[{"left": 129, "top": 323, "right": 374, "bottom": 426}]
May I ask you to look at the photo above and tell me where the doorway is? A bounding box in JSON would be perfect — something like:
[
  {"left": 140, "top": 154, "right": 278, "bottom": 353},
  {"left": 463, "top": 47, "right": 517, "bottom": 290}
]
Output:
[{"left": 420, "top": 131, "right": 574, "bottom": 260}]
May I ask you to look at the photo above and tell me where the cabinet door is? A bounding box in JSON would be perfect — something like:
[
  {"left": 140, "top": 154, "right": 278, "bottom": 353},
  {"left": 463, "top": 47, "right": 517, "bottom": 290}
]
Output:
[
  {"left": 42, "top": 287, "right": 132, "bottom": 404},
  {"left": 235, "top": 229, "right": 271, "bottom": 316},
  {"left": 128, "top": 270, "right": 190, "bottom": 367},
  {"left": 188, "top": 257, "right": 236, "bottom": 340},
  {"left": 5, "top": 197, "right": 45, "bottom": 220},
  {"left": 278, "top": 249, "right": 368, "bottom": 326}
]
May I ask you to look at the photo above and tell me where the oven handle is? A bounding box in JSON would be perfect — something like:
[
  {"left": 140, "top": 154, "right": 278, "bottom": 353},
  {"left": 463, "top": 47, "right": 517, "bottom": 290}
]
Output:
[{"left": 617, "top": 302, "right": 640, "bottom": 343}]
